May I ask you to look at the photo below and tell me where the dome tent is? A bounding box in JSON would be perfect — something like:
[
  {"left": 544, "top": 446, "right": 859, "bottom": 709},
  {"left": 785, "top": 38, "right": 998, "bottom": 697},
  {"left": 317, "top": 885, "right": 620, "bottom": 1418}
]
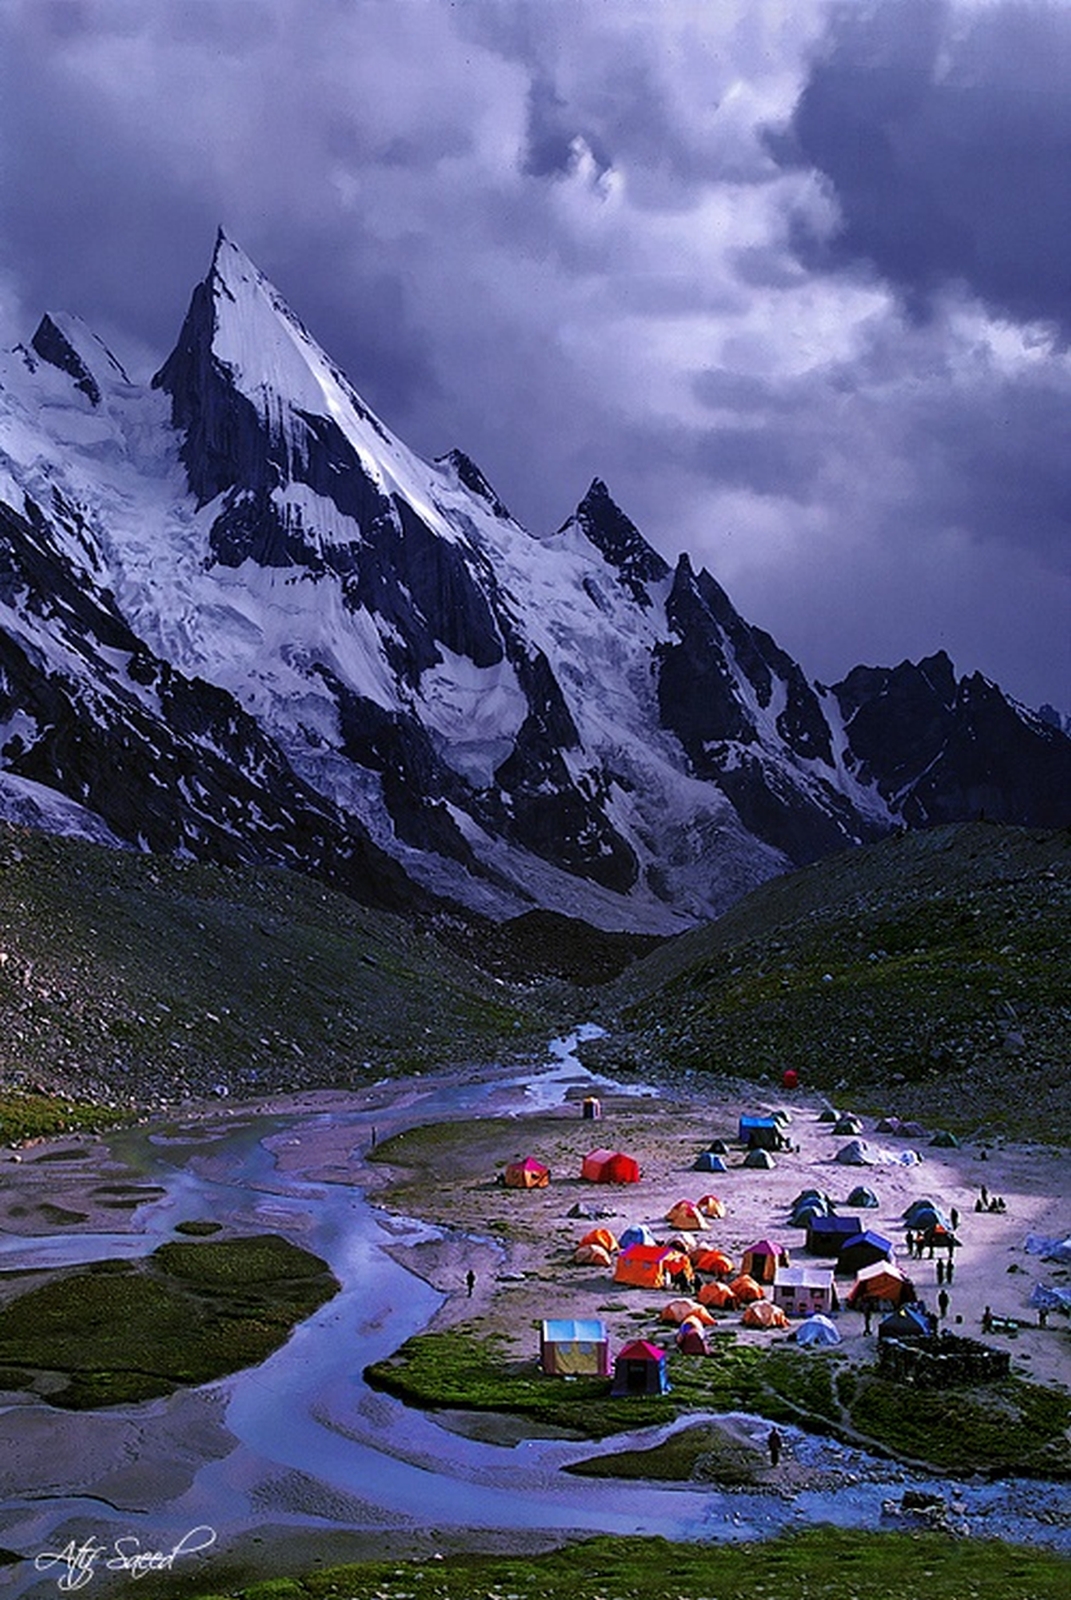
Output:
[
  {"left": 618, "top": 1223, "right": 656, "bottom": 1250},
  {"left": 796, "top": 1313, "right": 841, "bottom": 1347},
  {"left": 743, "top": 1147, "right": 776, "bottom": 1169},
  {"left": 846, "top": 1185, "right": 880, "bottom": 1208},
  {"left": 694, "top": 1151, "right": 727, "bottom": 1172}
]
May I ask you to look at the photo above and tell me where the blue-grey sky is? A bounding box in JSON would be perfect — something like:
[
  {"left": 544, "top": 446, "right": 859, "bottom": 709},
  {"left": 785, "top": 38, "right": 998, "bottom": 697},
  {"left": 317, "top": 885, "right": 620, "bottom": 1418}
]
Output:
[{"left": 1, "top": 0, "right": 1068, "bottom": 711}]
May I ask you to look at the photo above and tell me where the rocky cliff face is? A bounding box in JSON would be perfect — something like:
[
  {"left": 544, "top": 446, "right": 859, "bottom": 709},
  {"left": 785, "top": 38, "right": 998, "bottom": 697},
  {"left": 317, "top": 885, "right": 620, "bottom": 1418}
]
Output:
[{"left": 0, "top": 233, "right": 1067, "bottom": 933}]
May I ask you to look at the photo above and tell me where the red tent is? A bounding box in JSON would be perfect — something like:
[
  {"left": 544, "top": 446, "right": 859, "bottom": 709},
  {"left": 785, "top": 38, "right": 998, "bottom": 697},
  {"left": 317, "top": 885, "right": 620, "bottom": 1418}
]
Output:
[{"left": 581, "top": 1148, "right": 641, "bottom": 1184}]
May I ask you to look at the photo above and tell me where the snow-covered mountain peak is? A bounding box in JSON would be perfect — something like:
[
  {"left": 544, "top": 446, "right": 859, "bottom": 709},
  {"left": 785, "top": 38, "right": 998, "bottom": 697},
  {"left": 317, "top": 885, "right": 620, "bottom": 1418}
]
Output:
[
  {"left": 1, "top": 234, "right": 1067, "bottom": 935},
  {"left": 25, "top": 312, "right": 130, "bottom": 405}
]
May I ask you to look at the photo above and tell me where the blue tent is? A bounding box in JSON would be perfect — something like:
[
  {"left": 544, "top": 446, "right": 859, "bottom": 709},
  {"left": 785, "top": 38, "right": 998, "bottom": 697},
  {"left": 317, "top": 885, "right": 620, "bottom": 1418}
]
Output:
[
  {"left": 694, "top": 1151, "right": 727, "bottom": 1172},
  {"left": 806, "top": 1215, "right": 862, "bottom": 1257},
  {"left": 619, "top": 1223, "right": 656, "bottom": 1250},
  {"left": 838, "top": 1230, "right": 894, "bottom": 1275}
]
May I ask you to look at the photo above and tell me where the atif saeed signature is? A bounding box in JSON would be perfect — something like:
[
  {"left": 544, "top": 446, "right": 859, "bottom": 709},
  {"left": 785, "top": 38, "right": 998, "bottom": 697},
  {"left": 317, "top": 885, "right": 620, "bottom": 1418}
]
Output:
[{"left": 34, "top": 1526, "right": 217, "bottom": 1590}]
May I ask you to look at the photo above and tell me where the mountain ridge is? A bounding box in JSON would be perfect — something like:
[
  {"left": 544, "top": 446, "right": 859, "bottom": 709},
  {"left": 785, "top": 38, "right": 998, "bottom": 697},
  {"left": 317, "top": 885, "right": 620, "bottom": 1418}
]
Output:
[{"left": 0, "top": 232, "right": 1066, "bottom": 931}]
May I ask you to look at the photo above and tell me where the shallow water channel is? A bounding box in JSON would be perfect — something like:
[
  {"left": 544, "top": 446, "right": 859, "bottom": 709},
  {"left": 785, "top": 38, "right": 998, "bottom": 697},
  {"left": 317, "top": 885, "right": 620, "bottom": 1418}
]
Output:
[{"left": 2, "top": 1036, "right": 1069, "bottom": 1596}]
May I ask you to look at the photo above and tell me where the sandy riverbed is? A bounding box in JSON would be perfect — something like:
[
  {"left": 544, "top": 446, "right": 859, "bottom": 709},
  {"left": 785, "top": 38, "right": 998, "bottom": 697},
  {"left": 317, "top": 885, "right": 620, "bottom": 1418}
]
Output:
[{"left": 0, "top": 1057, "right": 1069, "bottom": 1583}]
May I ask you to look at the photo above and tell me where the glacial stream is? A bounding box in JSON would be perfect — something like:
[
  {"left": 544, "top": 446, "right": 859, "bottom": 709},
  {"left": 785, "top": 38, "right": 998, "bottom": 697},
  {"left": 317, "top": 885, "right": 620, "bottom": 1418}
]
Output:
[{"left": 2, "top": 1035, "right": 1069, "bottom": 1597}]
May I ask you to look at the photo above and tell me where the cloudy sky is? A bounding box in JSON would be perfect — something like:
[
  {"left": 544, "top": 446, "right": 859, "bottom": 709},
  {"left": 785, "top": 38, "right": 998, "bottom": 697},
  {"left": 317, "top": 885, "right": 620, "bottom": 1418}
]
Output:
[{"left": 0, "top": 0, "right": 1068, "bottom": 711}]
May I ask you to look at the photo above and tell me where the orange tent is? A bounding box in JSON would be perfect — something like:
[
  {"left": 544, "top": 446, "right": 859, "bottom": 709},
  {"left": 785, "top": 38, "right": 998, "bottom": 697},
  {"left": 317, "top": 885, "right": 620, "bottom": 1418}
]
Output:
[
  {"left": 578, "top": 1227, "right": 618, "bottom": 1254},
  {"left": 697, "top": 1194, "right": 727, "bottom": 1219},
  {"left": 573, "top": 1243, "right": 613, "bottom": 1268},
  {"left": 740, "top": 1239, "right": 786, "bottom": 1283},
  {"left": 614, "top": 1243, "right": 691, "bottom": 1290},
  {"left": 665, "top": 1199, "right": 708, "bottom": 1232},
  {"left": 729, "top": 1273, "right": 765, "bottom": 1304},
  {"left": 661, "top": 1298, "right": 715, "bottom": 1326},
  {"left": 504, "top": 1157, "right": 550, "bottom": 1189},
  {"left": 693, "top": 1248, "right": 734, "bottom": 1277},
  {"left": 581, "top": 1149, "right": 641, "bottom": 1184},
  {"left": 742, "top": 1299, "right": 790, "bottom": 1329},
  {"left": 698, "top": 1280, "right": 735, "bottom": 1309}
]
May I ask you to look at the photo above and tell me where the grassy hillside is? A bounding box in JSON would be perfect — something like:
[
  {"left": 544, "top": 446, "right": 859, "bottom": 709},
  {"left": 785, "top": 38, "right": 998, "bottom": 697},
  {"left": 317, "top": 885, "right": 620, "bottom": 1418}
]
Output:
[
  {"left": 582, "top": 822, "right": 1071, "bottom": 1140},
  {"left": 0, "top": 823, "right": 551, "bottom": 1131}
]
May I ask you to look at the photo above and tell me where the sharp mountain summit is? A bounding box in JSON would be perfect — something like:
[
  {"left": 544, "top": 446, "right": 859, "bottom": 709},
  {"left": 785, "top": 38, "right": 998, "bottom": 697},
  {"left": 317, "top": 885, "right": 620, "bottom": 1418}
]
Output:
[{"left": 0, "top": 233, "right": 1066, "bottom": 934}]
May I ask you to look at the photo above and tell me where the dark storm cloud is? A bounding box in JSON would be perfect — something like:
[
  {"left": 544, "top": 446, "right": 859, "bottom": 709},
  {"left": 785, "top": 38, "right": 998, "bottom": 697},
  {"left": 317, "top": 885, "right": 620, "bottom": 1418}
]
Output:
[
  {"left": 771, "top": 0, "right": 1071, "bottom": 335},
  {"left": 0, "top": 0, "right": 1065, "bottom": 712}
]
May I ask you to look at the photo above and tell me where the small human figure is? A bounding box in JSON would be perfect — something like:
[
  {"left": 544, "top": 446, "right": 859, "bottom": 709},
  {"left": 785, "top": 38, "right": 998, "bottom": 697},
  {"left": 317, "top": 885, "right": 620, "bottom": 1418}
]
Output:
[
  {"left": 767, "top": 1427, "right": 783, "bottom": 1467},
  {"left": 927, "top": 1234, "right": 935, "bottom": 1259},
  {"left": 863, "top": 1299, "right": 873, "bottom": 1335},
  {"left": 946, "top": 1258, "right": 955, "bottom": 1284},
  {"left": 980, "top": 1184, "right": 989, "bottom": 1206},
  {"left": 936, "top": 1258, "right": 945, "bottom": 1286},
  {"left": 975, "top": 1198, "right": 984, "bottom": 1213},
  {"left": 905, "top": 1229, "right": 915, "bottom": 1258},
  {"left": 950, "top": 1206, "right": 959, "bottom": 1231},
  {"left": 1038, "top": 1307, "right": 1049, "bottom": 1328},
  {"left": 938, "top": 1288, "right": 949, "bottom": 1321},
  {"left": 465, "top": 1268, "right": 476, "bottom": 1298},
  {"left": 982, "top": 1304, "right": 993, "bottom": 1334}
]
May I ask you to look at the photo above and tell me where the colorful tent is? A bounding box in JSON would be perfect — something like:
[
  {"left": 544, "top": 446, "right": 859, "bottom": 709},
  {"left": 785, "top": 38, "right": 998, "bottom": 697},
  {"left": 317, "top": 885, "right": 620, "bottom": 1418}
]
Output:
[
  {"left": 581, "top": 1149, "right": 641, "bottom": 1185},
  {"left": 838, "top": 1230, "right": 894, "bottom": 1275},
  {"left": 661, "top": 1298, "right": 715, "bottom": 1326},
  {"left": 614, "top": 1243, "right": 692, "bottom": 1291},
  {"left": 619, "top": 1223, "right": 656, "bottom": 1250},
  {"left": 578, "top": 1227, "right": 618, "bottom": 1254},
  {"left": 666, "top": 1199, "right": 708, "bottom": 1232},
  {"left": 728, "top": 1273, "right": 765, "bottom": 1303},
  {"left": 742, "top": 1299, "right": 789, "bottom": 1329},
  {"left": 741, "top": 1239, "right": 786, "bottom": 1283},
  {"left": 676, "top": 1319, "right": 711, "bottom": 1355},
  {"left": 504, "top": 1157, "right": 550, "bottom": 1189},
  {"left": 847, "top": 1261, "right": 915, "bottom": 1308},
  {"left": 796, "top": 1313, "right": 841, "bottom": 1346},
  {"left": 539, "top": 1318, "right": 611, "bottom": 1376},
  {"left": 698, "top": 1280, "right": 736, "bottom": 1309},
  {"left": 612, "top": 1340, "right": 669, "bottom": 1396},
  {"left": 573, "top": 1242, "right": 613, "bottom": 1268},
  {"left": 806, "top": 1215, "right": 862, "bottom": 1256},
  {"left": 694, "top": 1151, "right": 727, "bottom": 1172},
  {"left": 738, "top": 1114, "right": 784, "bottom": 1150},
  {"left": 692, "top": 1247, "right": 734, "bottom": 1277},
  {"left": 878, "top": 1303, "right": 931, "bottom": 1341}
]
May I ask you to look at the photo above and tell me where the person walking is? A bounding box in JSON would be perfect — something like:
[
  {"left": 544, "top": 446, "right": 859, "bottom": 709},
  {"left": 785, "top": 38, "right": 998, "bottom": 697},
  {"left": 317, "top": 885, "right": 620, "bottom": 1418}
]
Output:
[
  {"left": 767, "top": 1427, "right": 783, "bottom": 1467},
  {"left": 938, "top": 1287, "right": 949, "bottom": 1321},
  {"left": 936, "top": 1258, "right": 945, "bottom": 1286},
  {"left": 946, "top": 1257, "right": 955, "bottom": 1284},
  {"left": 465, "top": 1268, "right": 476, "bottom": 1298}
]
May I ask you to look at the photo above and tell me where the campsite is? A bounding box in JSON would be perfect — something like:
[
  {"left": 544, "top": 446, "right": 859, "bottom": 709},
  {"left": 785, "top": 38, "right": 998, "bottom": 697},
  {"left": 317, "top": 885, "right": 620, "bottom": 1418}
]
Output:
[
  {"left": 1, "top": 1048, "right": 1070, "bottom": 1600},
  {"left": 368, "top": 1069, "right": 1071, "bottom": 1482}
]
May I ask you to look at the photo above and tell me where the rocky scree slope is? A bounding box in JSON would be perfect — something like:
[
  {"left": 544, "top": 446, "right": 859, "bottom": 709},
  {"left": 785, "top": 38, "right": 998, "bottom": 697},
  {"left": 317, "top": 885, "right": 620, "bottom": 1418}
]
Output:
[{"left": 581, "top": 821, "right": 1071, "bottom": 1141}]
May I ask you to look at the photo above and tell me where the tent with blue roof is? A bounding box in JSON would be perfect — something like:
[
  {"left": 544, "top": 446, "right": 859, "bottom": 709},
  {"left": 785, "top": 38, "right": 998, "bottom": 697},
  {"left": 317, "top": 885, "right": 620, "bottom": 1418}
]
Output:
[{"left": 539, "top": 1318, "right": 611, "bottom": 1376}]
